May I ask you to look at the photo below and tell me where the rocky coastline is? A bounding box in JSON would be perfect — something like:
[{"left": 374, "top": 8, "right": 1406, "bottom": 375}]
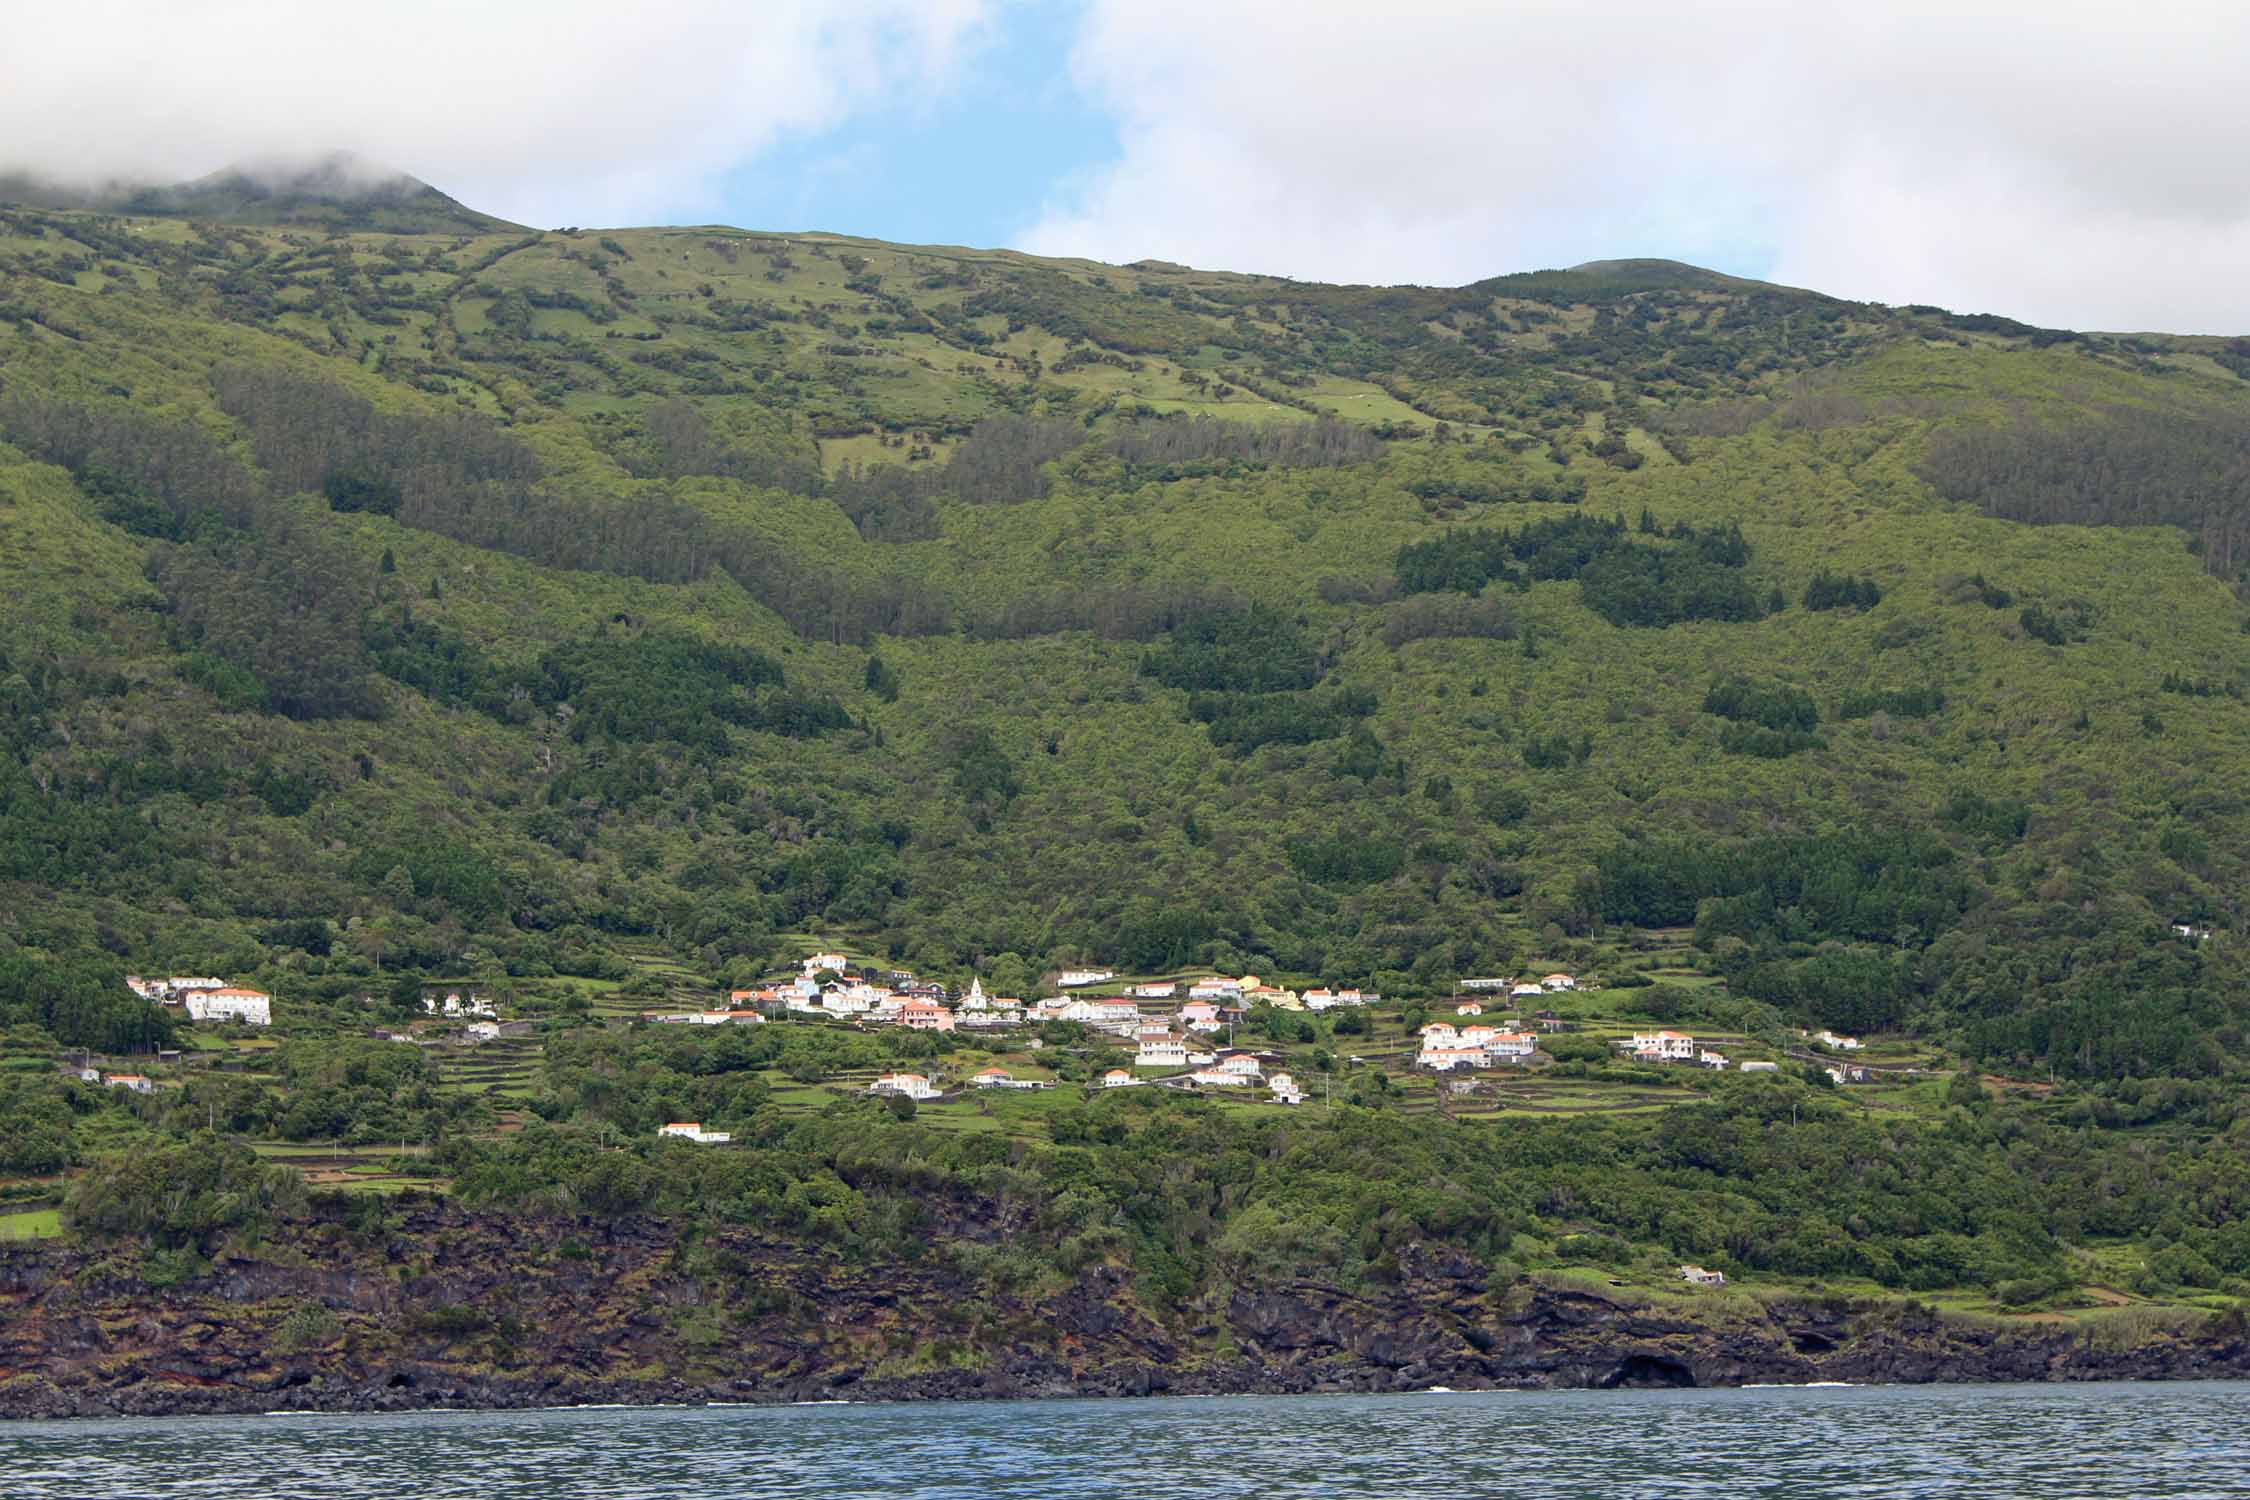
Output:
[{"left": 4, "top": 1204, "right": 2245, "bottom": 1420}]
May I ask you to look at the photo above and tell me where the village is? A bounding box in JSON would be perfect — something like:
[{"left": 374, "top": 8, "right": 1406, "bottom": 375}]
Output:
[
  {"left": 625, "top": 951, "right": 1888, "bottom": 1138},
  {"left": 96, "top": 949, "right": 1890, "bottom": 1124},
  {"left": 80, "top": 948, "right": 1901, "bottom": 1164}
]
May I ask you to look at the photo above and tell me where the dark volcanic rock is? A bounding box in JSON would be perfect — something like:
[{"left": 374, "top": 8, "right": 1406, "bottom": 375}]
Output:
[{"left": 4, "top": 1205, "right": 2248, "bottom": 1420}]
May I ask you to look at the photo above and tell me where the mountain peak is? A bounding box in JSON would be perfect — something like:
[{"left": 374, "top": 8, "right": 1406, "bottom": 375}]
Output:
[
  {"left": 134, "top": 151, "right": 526, "bottom": 234},
  {"left": 0, "top": 152, "right": 524, "bottom": 235},
  {"left": 192, "top": 150, "right": 424, "bottom": 200}
]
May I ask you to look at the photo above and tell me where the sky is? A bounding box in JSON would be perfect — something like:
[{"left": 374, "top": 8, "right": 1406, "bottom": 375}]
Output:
[{"left": 7, "top": 0, "right": 2250, "bottom": 332}]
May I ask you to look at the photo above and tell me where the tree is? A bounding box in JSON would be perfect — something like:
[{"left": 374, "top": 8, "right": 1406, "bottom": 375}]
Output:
[
  {"left": 863, "top": 654, "right": 900, "bottom": 702},
  {"left": 985, "top": 952, "right": 1033, "bottom": 997},
  {"left": 388, "top": 971, "right": 426, "bottom": 1017}
]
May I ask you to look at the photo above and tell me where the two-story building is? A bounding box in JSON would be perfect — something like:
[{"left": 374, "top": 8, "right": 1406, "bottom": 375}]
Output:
[
  {"left": 1135, "top": 1030, "right": 1188, "bottom": 1068},
  {"left": 186, "top": 988, "right": 271, "bottom": 1026}
]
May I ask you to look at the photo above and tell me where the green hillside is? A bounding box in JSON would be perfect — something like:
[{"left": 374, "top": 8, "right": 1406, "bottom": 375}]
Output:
[{"left": 7, "top": 177, "right": 2250, "bottom": 1322}]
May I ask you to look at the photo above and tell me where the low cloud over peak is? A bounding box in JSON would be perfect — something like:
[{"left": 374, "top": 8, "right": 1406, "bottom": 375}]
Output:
[{"left": 0, "top": 0, "right": 992, "bottom": 229}]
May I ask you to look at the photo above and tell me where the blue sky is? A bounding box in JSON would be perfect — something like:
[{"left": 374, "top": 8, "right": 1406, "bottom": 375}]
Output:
[
  {"left": 712, "top": 2, "right": 1116, "bottom": 252},
  {"left": 9, "top": 1, "right": 2250, "bottom": 327}
]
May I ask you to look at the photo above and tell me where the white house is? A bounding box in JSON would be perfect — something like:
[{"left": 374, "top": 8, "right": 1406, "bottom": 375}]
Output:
[
  {"left": 1459, "top": 977, "right": 1512, "bottom": 992},
  {"left": 1540, "top": 973, "right": 1577, "bottom": 992},
  {"left": 1177, "top": 1001, "right": 1225, "bottom": 1034},
  {"left": 105, "top": 1073, "right": 154, "bottom": 1093},
  {"left": 1419, "top": 1046, "right": 1491, "bottom": 1072},
  {"left": 658, "top": 1122, "right": 731, "bottom": 1144},
  {"left": 1189, "top": 1067, "right": 1250, "bottom": 1087},
  {"left": 1739, "top": 1060, "right": 1780, "bottom": 1073},
  {"left": 2173, "top": 922, "right": 2214, "bottom": 941},
  {"left": 869, "top": 1072, "right": 941, "bottom": 1101},
  {"left": 1135, "top": 1031, "right": 1188, "bottom": 1068},
  {"left": 125, "top": 975, "right": 165, "bottom": 1001},
  {"left": 1626, "top": 1030, "right": 1696, "bottom": 1062},
  {"left": 1697, "top": 1048, "right": 1730, "bottom": 1070},
  {"left": 1511, "top": 982, "right": 1546, "bottom": 1000},
  {"left": 464, "top": 1021, "right": 502, "bottom": 1043},
  {"left": 816, "top": 987, "right": 871, "bottom": 1017},
  {"left": 1057, "top": 968, "right": 1115, "bottom": 988},
  {"left": 1456, "top": 1001, "right": 1483, "bottom": 1017},
  {"left": 971, "top": 1066, "right": 1014, "bottom": 1087},
  {"left": 1093, "top": 998, "right": 1145, "bottom": 1033},
  {"left": 1101, "top": 1068, "right": 1136, "bottom": 1088},
  {"left": 960, "top": 1000, "right": 1024, "bottom": 1030},
  {"left": 1269, "top": 1073, "right": 1303, "bottom": 1104},
  {"left": 1418, "top": 1021, "right": 1461, "bottom": 1048},
  {"left": 1680, "top": 1265, "right": 1727, "bottom": 1287},
  {"left": 801, "top": 952, "right": 852, "bottom": 977},
  {"left": 1216, "top": 1051, "right": 1263, "bottom": 1078},
  {"left": 167, "top": 977, "right": 226, "bottom": 996},
  {"left": 1485, "top": 1031, "right": 1538, "bottom": 1062},
  {"left": 1813, "top": 1030, "right": 1863, "bottom": 1051},
  {"left": 186, "top": 988, "right": 271, "bottom": 1026},
  {"left": 1187, "top": 977, "right": 1243, "bottom": 1001},
  {"left": 958, "top": 978, "right": 992, "bottom": 1010},
  {"left": 1185, "top": 1045, "right": 1218, "bottom": 1067},
  {"left": 72, "top": 1065, "right": 102, "bottom": 1083},
  {"left": 1130, "top": 982, "right": 1178, "bottom": 999}
]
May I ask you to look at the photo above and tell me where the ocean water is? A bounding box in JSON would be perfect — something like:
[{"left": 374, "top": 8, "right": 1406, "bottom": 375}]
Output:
[{"left": 4, "top": 1383, "right": 2249, "bottom": 1498}]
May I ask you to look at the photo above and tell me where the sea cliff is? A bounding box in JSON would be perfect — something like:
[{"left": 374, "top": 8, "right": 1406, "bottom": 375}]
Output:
[{"left": 4, "top": 1202, "right": 2245, "bottom": 1419}]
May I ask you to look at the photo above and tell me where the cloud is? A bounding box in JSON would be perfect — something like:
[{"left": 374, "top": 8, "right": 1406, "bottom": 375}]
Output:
[
  {"left": 1025, "top": 0, "right": 2250, "bottom": 332},
  {"left": 0, "top": 0, "right": 992, "bottom": 228}
]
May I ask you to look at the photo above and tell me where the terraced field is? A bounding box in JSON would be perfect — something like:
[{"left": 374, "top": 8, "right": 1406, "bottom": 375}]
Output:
[
  {"left": 250, "top": 1143, "right": 442, "bottom": 1194},
  {"left": 437, "top": 1037, "right": 544, "bottom": 1102}
]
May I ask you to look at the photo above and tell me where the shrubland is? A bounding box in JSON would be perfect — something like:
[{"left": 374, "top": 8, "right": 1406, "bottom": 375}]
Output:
[{"left": 6, "top": 190, "right": 2250, "bottom": 1312}]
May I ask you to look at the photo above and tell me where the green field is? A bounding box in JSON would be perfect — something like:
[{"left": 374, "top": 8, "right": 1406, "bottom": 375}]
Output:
[{"left": 0, "top": 1208, "right": 64, "bottom": 1239}]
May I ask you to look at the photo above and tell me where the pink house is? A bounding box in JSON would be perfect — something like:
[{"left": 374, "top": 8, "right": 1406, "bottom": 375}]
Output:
[{"left": 894, "top": 1001, "right": 956, "bottom": 1033}]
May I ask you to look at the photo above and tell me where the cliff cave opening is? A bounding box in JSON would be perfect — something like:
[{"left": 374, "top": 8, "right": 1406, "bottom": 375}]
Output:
[{"left": 1601, "top": 1356, "right": 1697, "bottom": 1389}]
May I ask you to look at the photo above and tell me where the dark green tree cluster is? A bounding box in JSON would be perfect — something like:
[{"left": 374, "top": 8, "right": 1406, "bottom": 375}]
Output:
[{"left": 1803, "top": 571, "right": 1882, "bottom": 610}]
